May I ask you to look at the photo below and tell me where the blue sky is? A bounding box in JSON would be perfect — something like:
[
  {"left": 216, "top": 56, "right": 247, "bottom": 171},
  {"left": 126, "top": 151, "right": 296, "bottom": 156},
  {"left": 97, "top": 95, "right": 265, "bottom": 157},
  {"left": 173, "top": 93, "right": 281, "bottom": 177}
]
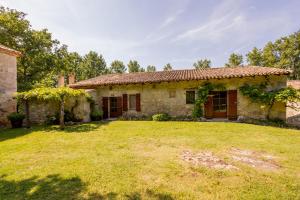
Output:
[{"left": 1, "top": 0, "right": 300, "bottom": 70}]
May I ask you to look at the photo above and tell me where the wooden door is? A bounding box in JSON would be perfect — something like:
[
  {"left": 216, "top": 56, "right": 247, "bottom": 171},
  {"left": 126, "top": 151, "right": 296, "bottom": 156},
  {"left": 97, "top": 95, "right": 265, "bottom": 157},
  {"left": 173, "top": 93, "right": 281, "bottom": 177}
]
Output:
[
  {"left": 102, "top": 97, "right": 108, "bottom": 119},
  {"left": 110, "top": 97, "right": 123, "bottom": 118},
  {"left": 212, "top": 91, "right": 227, "bottom": 118},
  {"left": 227, "top": 90, "right": 237, "bottom": 120},
  {"left": 204, "top": 95, "right": 213, "bottom": 119}
]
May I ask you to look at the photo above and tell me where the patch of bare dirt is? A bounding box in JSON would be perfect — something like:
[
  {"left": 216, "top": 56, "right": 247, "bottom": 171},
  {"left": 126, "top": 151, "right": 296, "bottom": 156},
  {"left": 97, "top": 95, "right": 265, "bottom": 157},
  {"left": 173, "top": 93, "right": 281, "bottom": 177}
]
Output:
[
  {"left": 181, "top": 150, "right": 238, "bottom": 170},
  {"left": 229, "top": 148, "right": 280, "bottom": 171}
]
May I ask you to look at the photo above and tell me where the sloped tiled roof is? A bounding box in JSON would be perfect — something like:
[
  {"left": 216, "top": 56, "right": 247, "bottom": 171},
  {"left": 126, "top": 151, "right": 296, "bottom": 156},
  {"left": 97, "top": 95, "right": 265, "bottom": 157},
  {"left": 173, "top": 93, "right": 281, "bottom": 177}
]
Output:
[
  {"left": 69, "top": 66, "right": 290, "bottom": 89},
  {"left": 0, "top": 44, "right": 21, "bottom": 57}
]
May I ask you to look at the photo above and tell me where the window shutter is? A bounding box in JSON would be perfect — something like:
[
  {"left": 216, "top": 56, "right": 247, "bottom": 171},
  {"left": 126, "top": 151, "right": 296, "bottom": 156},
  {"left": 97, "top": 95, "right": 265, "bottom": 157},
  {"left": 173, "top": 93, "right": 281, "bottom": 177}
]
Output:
[
  {"left": 122, "top": 94, "right": 128, "bottom": 111},
  {"left": 136, "top": 93, "right": 141, "bottom": 111}
]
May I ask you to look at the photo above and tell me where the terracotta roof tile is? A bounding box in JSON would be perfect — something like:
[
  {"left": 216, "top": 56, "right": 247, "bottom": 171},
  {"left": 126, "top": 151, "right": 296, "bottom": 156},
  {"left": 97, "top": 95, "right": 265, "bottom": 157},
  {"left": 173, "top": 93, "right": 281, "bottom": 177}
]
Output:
[
  {"left": 69, "top": 66, "right": 290, "bottom": 89},
  {"left": 0, "top": 44, "right": 22, "bottom": 57}
]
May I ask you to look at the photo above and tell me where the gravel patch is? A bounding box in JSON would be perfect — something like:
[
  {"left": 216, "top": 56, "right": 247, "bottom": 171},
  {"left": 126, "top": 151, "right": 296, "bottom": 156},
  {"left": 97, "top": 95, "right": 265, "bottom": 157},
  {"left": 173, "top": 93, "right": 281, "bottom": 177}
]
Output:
[{"left": 181, "top": 150, "right": 238, "bottom": 170}]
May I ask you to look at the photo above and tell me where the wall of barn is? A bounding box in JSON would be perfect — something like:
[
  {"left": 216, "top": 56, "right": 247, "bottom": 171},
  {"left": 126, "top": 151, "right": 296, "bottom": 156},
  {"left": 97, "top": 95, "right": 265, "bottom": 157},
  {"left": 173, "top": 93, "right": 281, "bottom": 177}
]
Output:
[
  {"left": 93, "top": 75, "right": 287, "bottom": 120},
  {"left": 0, "top": 52, "right": 17, "bottom": 126}
]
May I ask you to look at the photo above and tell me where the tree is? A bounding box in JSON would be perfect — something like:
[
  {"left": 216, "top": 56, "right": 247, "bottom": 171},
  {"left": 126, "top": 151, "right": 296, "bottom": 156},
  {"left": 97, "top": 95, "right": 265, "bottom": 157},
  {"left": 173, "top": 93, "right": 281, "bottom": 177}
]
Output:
[
  {"left": 110, "top": 60, "right": 126, "bottom": 74},
  {"left": 128, "top": 60, "right": 144, "bottom": 73},
  {"left": 246, "top": 47, "right": 263, "bottom": 66},
  {"left": 225, "top": 53, "right": 243, "bottom": 67},
  {"left": 193, "top": 59, "right": 211, "bottom": 69},
  {"left": 146, "top": 65, "right": 156, "bottom": 72},
  {"left": 163, "top": 63, "right": 173, "bottom": 71},
  {"left": 16, "top": 87, "right": 89, "bottom": 129},
  {"left": 80, "top": 51, "right": 107, "bottom": 79}
]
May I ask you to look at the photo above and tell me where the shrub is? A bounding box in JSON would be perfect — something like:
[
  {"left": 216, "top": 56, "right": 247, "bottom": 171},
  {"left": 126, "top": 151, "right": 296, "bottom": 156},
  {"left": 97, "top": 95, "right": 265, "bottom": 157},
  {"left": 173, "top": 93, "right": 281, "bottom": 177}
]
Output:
[
  {"left": 90, "top": 108, "right": 103, "bottom": 121},
  {"left": 152, "top": 113, "right": 170, "bottom": 121},
  {"left": 7, "top": 112, "right": 25, "bottom": 121},
  {"left": 7, "top": 112, "right": 25, "bottom": 128}
]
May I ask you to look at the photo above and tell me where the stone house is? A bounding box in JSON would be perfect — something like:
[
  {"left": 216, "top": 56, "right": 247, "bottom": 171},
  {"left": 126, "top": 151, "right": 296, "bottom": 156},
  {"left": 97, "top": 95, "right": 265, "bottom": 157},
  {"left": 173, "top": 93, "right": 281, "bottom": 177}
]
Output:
[
  {"left": 69, "top": 66, "right": 290, "bottom": 120},
  {"left": 0, "top": 45, "right": 21, "bottom": 126}
]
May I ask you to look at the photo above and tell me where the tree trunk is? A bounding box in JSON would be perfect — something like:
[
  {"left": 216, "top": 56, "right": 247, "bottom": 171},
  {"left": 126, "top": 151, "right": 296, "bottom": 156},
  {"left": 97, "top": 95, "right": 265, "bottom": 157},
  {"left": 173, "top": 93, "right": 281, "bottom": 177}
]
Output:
[
  {"left": 266, "top": 101, "right": 275, "bottom": 120},
  {"left": 60, "top": 100, "right": 65, "bottom": 130},
  {"left": 25, "top": 100, "right": 31, "bottom": 128}
]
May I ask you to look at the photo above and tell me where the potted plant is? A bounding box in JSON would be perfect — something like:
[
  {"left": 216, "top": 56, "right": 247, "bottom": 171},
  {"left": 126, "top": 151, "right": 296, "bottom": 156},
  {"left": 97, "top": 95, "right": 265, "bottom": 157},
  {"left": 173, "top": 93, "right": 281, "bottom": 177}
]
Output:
[
  {"left": 7, "top": 112, "right": 25, "bottom": 128},
  {"left": 90, "top": 108, "right": 103, "bottom": 121}
]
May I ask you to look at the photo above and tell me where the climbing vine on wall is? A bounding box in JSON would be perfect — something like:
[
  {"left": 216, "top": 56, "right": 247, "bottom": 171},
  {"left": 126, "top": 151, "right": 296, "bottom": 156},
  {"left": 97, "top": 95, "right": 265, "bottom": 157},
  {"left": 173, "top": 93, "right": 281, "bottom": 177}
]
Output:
[
  {"left": 239, "top": 82, "right": 300, "bottom": 119},
  {"left": 192, "top": 82, "right": 226, "bottom": 118}
]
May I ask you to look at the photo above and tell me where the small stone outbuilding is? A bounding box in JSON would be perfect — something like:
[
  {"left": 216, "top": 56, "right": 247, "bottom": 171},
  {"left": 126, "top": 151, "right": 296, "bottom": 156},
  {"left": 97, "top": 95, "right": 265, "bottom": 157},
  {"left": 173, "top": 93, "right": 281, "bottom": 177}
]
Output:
[
  {"left": 0, "top": 45, "right": 21, "bottom": 126},
  {"left": 69, "top": 66, "right": 290, "bottom": 121}
]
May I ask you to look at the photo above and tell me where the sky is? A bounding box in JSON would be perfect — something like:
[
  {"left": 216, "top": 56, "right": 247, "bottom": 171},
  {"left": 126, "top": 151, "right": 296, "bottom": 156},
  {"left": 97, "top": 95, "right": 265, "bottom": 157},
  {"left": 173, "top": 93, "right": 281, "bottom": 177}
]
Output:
[{"left": 1, "top": 0, "right": 300, "bottom": 70}]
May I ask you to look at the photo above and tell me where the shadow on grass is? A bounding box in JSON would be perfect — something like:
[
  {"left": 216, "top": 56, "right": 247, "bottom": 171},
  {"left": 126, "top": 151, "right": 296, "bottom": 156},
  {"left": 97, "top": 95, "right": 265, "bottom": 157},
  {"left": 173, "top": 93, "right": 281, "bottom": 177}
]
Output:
[
  {"left": 0, "top": 121, "right": 110, "bottom": 142},
  {"left": 0, "top": 174, "right": 174, "bottom": 200}
]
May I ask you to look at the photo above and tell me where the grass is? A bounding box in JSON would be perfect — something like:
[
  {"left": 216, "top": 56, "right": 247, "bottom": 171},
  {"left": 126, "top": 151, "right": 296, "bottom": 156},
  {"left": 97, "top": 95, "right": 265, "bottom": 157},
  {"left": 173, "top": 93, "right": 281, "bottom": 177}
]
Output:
[{"left": 0, "top": 121, "right": 299, "bottom": 200}]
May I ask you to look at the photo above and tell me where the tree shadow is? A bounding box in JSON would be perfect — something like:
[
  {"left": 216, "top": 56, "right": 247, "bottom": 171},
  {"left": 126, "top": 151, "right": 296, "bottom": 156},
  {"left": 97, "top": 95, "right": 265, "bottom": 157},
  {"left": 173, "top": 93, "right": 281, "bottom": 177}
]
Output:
[
  {"left": 0, "top": 174, "right": 94, "bottom": 200},
  {"left": 0, "top": 121, "right": 110, "bottom": 142}
]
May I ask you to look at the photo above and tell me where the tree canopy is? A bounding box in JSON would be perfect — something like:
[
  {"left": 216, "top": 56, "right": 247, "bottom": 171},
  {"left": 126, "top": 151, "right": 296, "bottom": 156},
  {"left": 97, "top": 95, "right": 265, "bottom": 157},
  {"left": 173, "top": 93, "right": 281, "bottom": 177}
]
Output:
[
  {"left": 110, "top": 60, "right": 126, "bottom": 74},
  {"left": 193, "top": 59, "right": 211, "bottom": 69},
  {"left": 128, "top": 60, "right": 144, "bottom": 72},
  {"left": 163, "top": 63, "right": 173, "bottom": 71},
  {"left": 225, "top": 53, "right": 243, "bottom": 67},
  {"left": 146, "top": 65, "right": 156, "bottom": 72}
]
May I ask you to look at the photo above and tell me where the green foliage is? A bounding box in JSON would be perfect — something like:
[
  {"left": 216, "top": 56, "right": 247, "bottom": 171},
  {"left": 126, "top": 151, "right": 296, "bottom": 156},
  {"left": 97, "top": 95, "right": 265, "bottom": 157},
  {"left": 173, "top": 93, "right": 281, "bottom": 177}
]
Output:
[
  {"left": 110, "top": 60, "right": 126, "bottom": 74},
  {"left": 245, "top": 31, "right": 300, "bottom": 79},
  {"left": 239, "top": 83, "right": 300, "bottom": 119},
  {"left": 225, "top": 53, "right": 243, "bottom": 67},
  {"left": 7, "top": 112, "right": 25, "bottom": 121},
  {"left": 146, "top": 65, "right": 156, "bottom": 72},
  {"left": 16, "top": 87, "right": 89, "bottom": 102},
  {"left": 80, "top": 51, "right": 107, "bottom": 79},
  {"left": 193, "top": 59, "right": 211, "bottom": 69},
  {"left": 90, "top": 108, "right": 103, "bottom": 121},
  {"left": 246, "top": 47, "right": 263, "bottom": 66},
  {"left": 152, "top": 113, "right": 170, "bottom": 121},
  {"left": 163, "top": 63, "right": 172, "bottom": 71},
  {"left": 128, "top": 60, "right": 144, "bottom": 73},
  {"left": 193, "top": 82, "right": 226, "bottom": 118}
]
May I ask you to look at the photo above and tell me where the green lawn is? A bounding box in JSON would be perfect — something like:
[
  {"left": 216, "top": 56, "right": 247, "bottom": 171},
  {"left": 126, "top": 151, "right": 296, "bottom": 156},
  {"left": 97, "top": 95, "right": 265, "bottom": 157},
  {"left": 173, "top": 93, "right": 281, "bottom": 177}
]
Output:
[{"left": 0, "top": 121, "right": 299, "bottom": 200}]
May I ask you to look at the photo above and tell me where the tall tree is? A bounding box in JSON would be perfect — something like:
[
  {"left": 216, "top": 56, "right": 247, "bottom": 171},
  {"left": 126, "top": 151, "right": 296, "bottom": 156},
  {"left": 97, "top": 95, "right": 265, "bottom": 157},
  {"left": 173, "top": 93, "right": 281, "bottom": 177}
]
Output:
[
  {"left": 80, "top": 51, "right": 107, "bottom": 79},
  {"left": 225, "top": 53, "right": 243, "bottom": 67},
  {"left": 193, "top": 59, "right": 211, "bottom": 69},
  {"left": 110, "top": 60, "right": 126, "bottom": 74},
  {"left": 246, "top": 47, "right": 263, "bottom": 66},
  {"left": 128, "top": 60, "right": 144, "bottom": 72},
  {"left": 146, "top": 65, "right": 156, "bottom": 72},
  {"left": 163, "top": 63, "right": 173, "bottom": 71},
  {"left": 0, "top": 7, "right": 59, "bottom": 91}
]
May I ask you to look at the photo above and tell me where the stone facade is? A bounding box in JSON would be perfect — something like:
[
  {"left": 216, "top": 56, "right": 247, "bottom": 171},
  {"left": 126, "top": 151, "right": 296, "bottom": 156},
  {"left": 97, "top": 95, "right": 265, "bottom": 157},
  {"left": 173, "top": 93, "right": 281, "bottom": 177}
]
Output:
[
  {"left": 0, "top": 50, "right": 18, "bottom": 126},
  {"left": 286, "top": 80, "right": 300, "bottom": 126},
  {"left": 93, "top": 74, "right": 287, "bottom": 120}
]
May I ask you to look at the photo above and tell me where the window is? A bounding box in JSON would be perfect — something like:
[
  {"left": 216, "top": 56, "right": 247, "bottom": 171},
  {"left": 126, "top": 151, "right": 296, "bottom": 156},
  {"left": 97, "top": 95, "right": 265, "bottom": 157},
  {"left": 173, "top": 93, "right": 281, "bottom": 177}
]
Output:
[
  {"left": 211, "top": 91, "right": 227, "bottom": 112},
  {"left": 129, "top": 94, "right": 136, "bottom": 110},
  {"left": 110, "top": 97, "right": 118, "bottom": 112},
  {"left": 186, "top": 91, "right": 195, "bottom": 104},
  {"left": 169, "top": 90, "right": 176, "bottom": 98}
]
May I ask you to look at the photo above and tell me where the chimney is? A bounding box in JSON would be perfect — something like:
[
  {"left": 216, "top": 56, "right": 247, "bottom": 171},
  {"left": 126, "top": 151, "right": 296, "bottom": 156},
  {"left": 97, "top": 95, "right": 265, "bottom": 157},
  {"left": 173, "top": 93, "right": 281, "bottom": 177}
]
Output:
[
  {"left": 68, "top": 73, "right": 75, "bottom": 84},
  {"left": 58, "top": 74, "right": 65, "bottom": 87}
]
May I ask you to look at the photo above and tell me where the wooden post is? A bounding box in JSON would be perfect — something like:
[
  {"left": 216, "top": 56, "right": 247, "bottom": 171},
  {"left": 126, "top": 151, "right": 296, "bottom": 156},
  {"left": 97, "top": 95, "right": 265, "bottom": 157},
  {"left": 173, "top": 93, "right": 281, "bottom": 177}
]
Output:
[
  {"left": 25, "top": 100, "right": 31, "bottom": 128},
  {"left": 60, "top": 99, "right": 65, "bottom": 130}
]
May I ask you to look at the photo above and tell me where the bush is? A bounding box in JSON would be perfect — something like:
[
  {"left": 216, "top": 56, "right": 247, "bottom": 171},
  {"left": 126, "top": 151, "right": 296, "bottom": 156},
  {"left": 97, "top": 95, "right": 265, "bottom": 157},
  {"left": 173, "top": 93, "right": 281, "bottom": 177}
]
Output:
[
  {"left": 7, "top": 112, "right": 25, "bottom": 128},
  {"left": 152, "top": 113, "right": 170, "bottom": 121},
  {"left": 7, "top": 112, "right": 25, "bottom": 121},
  {"left": 90, "top": 108, "right": 103, "bottom": 121}
]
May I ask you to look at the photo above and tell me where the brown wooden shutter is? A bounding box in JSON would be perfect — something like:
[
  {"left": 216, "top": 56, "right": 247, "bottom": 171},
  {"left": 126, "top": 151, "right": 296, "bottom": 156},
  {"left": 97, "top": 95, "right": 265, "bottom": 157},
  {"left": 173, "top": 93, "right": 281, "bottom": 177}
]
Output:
[
  {"left": 228, "top": 90, "right": 237, "bottom": 120},
  {"left": 204, "top": 95, "right": 213, "bottom": 119},
  {"left": 136, "top": 93, "right": 141, "bottom": 111},
  {"left": 117, "top": 97, "right": 123, "bottom": 116},
  {"left": 102, "top": 97, "right": 109, "bottom": 119},
  {"left": 122, "top": 94, "right": 128, "bottom": 111}
]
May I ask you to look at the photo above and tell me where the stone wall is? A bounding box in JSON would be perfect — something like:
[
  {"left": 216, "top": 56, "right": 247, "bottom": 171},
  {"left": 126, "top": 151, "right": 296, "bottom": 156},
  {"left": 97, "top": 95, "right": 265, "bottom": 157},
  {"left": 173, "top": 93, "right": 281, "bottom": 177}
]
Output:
[
  {"left": 94, "top": 75, "right": 287, "bottom": 120},
  {"left": 27, "top": 95, "right": 91, "bottom": 124},
  {"left": 0, "top": 52, "right": 17, "bottom": 126},
  {"left": 286, "top": 80, "right": 300, "bottom": 126}
]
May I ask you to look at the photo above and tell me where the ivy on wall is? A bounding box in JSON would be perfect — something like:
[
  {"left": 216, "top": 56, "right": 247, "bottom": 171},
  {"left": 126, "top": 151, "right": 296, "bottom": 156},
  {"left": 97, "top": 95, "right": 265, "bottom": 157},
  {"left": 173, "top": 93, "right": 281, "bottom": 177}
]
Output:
[
  {"left": 192, "top": 82, "right": 226, "bottom": 118},
  {"left": 239, "top": 82, "right": 300, "bottom": 119}
]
